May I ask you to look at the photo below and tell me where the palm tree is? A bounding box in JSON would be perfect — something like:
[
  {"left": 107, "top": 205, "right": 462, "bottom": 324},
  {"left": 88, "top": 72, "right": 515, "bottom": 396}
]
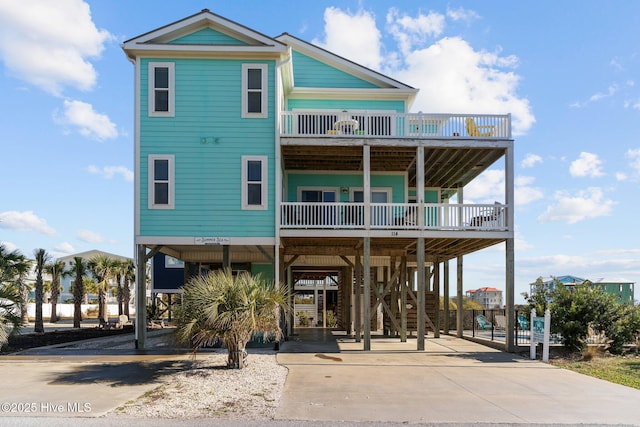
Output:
[
  {"left": 70, "top": 257, "right": 88, "bottom": 328},
  {"left": 0, "top": 244, "right": 28, "bottom": 343},
  {"left": 112, "top": 260, "right": 126, "bottom": 316},
  {"left": 44, "top": 259, "right": 66, "bottom": 323},
  {"left": 33, "top": 248, "right": 50, "bottom": 333},
  {"left": 88, "top": 255, "right": 115, "bottom": 323},
  {"left": 175, "top": 269, "right": 290, "bottom": 369}
]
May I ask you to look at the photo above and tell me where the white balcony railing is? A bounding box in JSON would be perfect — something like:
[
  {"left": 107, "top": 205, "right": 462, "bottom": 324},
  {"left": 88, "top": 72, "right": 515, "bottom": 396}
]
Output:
[
  {"left": 280, "top": 112, "right": 511, "bottom": 139},
  {"left": 281, "top": 203, "right": 508, "bottom": 231}
]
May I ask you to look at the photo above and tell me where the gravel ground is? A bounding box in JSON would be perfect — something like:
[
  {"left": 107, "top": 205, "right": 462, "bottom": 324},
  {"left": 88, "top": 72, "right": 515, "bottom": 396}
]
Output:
[
  {"left": 65, "top": 330, "right": 289, "bottom": 420},
  {"left": 110, "top": 350, "right": 287, "bottom": 420}
]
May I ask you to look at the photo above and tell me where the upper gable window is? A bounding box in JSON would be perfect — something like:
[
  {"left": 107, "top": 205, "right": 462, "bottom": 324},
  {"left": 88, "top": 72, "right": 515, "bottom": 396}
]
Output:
[
  {"left": 148, "top": 62, "right": 175, "bottom": 117},
  {"left": 242, "top": 64, "right": 267, "bottom": 118}
]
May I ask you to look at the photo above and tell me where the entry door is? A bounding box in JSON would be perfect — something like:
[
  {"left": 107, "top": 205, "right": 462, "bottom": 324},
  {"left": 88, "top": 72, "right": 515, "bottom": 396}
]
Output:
[
  {"left": 301, "top": 189, "right": 337, "bottom": 225},
  {"left": 353, "top": 190, "right": 390, "bottom": 225}
]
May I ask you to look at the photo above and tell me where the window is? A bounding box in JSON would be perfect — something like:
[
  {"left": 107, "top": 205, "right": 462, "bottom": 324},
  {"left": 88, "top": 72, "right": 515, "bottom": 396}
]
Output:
[
  {"left": 148, "top": 62, "right": 174, "bottom": 117},
  {"left": 241, "top": 156, "right": 267, "bottom": 209},
  {"left": 148, "top": 155, "right": 174, "bottom": 209},
  {"left": 242, "top": 64, "right": 267, "bottom": 118}
]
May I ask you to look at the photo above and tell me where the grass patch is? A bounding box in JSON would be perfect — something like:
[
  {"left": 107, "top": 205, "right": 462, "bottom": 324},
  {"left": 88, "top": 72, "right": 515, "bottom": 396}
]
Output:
[{"left": 550, "top": 355, "right": 640, "bottom": 390}]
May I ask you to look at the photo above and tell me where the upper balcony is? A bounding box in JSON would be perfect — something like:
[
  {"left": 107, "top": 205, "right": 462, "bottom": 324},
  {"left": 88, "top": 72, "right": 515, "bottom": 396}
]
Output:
[
  {"left": 280, "top": 111, "right": 511, "bottom": 140},
  {"left": 280, "top": 202, "right": 509, "bottom": 234}
]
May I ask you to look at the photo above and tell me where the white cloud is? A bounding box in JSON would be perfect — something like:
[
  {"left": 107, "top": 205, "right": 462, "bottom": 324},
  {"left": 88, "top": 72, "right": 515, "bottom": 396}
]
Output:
[
  {"left": 0, "top": 210, "right": 56, "bottom": 235},
  {"left": 570, "top": 152, "right": 604, "bottom": 177},
  {"left": 515, "top": 176, "right": 544, "bottom": 206},
  {"left": 538, "top": 187, "right": 614, "bottom": 224},
  {"left": 391, "top": 36, "right": 534, "bottom": 135},
  {"left": 0, "top": 0, "right": 113, "bottom": 96},
  {"left": 521, "top": 153, "right": 542, "bottom": 168},
  {"left": 56, "top": 99, "right": 118, "bottom": 140},
  {"left": 77, "top": 229, "right": 103, "bottom": 243},
  {"left": 464, "top": 169, "right": 504, "bottom": 202},
  {"left": 625, "top": 148, "right": 640, "bottom": 176},
  {"left": 314, "top": 7, "right": 535, "bottom": 136},
  {"left": 54, "top": 242, "right": 75, "bottom": 254},
  {"left": 313, "top": 7, "right": 383, "bottom": 70},
  {"left": 386, "top": 8, "right": 445, "bottom": 54},
  {"left": 616, "top": 172, "right": 628, "bottom": 181},
  {"left": 87, "top": 165, "right": 133, "bottom": 182},
  {"left": 446, "top": 6, "right": 480, "bottom": 23},
  {"left": 0, "top": 241, "right": 19, "bottom": 252}
]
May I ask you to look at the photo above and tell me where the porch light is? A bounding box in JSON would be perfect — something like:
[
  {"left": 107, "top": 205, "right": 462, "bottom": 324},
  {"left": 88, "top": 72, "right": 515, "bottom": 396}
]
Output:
[
  {"left": 341, "top": 187, "right": 349, "bottom": 194},
  {"left": 200, "top": 137, "right": 219, "bottom": 144}
]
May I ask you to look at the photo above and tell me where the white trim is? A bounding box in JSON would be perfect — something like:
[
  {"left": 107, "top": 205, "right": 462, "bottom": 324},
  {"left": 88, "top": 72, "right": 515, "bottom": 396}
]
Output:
[
  {"left": 136, "top": 236, "right": 276, "bottom": 245},
  {"left": 148, "top": 154, "right": 175, "bottom": 209},
  {"left": 241, "top": 155, "right": 268, "bottom": 210},
  {"left": 297, "top": 186, "right": 340, "bottom": 202},
  {"left": 122, "top": 11, "right": 288, "bottom": 53},
  {"left": 148, "top": 62, "right": 175, "bottom": 117},
  {"left": 242, "top": 64, "right": 268, "bottom": 118},
  {"left": 134, "top": 57, "right": 141, "bottom": 236}
]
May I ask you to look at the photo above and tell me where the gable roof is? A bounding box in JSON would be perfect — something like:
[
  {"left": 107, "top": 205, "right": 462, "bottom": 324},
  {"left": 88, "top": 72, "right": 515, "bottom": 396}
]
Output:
[
  {"left": 122, "top": 9, "right": 288, "bottom": 60},
  {"left": 275, "top": 32, "right": 417, "bottom": 107}
]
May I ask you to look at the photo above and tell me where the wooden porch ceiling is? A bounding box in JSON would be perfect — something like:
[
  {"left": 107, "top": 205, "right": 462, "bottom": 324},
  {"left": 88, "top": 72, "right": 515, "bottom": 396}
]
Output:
[
  {"left": 281, "top": 143, "right": 505, "bottom": 197},
  {"left": 281, "top": 236, "right": 504, "bottom": 262}
]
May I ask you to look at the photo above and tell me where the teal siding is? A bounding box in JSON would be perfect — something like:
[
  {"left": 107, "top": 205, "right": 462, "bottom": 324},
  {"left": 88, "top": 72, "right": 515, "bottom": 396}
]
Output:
[
  {"left": 251, "top": 263, "right": 274, "bottom": 281},
  {"left": 288, "top": 98, "right": 405, "bottom": 112},
  {"left": 170, "top": 28, "right": 248, "bottom": 45},
  {"left": 139, "top": 58, "right": 276, "bottom": 237},
  {"left": 292, "top": 50, "right": 379, "bottom": 88},
  {"left": 286, "top": 173, "right": 406, "bottom": 202},
  {"left": 408, "top": 189, "right": 440, "bottom": 202}
]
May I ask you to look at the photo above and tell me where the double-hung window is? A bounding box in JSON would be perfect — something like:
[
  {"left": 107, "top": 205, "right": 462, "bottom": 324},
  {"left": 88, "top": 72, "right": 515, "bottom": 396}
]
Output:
[
  {"left": 241, "top": 64, "right": 267, "bottom": 118},
  {"left": 241, "top": 156, "right": 267, "bottom": 210},
  {"left": 148, "top": 155, "right": 174, "bottom": 209},
  {"left": 148, "top": 62, "right": 174, "bottom": 117}
]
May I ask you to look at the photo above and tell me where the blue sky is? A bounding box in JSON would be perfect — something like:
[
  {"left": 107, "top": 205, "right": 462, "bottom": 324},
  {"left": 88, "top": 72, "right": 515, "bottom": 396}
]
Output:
[{"left": 1, "top": 0, "right": 639, "bottom": 303}]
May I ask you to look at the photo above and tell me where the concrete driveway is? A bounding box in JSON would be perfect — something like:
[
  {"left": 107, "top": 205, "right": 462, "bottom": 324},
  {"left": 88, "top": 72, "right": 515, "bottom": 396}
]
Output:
[{"left": 276, "top": 331, "right": 640, "bottom": 426}]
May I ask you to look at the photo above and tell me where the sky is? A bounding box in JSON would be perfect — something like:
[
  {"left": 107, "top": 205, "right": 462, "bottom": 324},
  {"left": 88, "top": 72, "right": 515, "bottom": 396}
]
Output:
[{"left": 1, "top": 0, "right": 640, "bottom": 303}]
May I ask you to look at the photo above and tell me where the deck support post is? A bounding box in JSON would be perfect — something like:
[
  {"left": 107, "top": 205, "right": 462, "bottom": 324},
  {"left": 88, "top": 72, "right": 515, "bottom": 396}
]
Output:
[
  {"left": 363, "top": 236, "right": 371, "bottom": 351},
  {"left": 443, "top": 260, "right": 450, "bottom": 334},
  {"left": 505, "top": 141, "right": 516, "bottom": 352},
  {"left": 135, "top": 244, "right": 147, "bottom": 350},
  {"left": 433, "top": 260, "right": 440, "bottom": 338},
  {"left": 400, "top": 256, "right": 407, "bottom": 342},
  {"left": 417, "top": 237, "right": 426, "bottom": 350},
  {"left": 456, "top": 256, "right": 463, "bottom": 338},
  {"left": 355, "top": 254, "right": 362, "bottom": 343}
]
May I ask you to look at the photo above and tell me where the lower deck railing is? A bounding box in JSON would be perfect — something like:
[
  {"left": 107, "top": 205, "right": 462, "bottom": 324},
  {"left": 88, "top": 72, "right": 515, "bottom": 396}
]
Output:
[{"left": 281, "top": 202, "right": 508, "bottom": 231}]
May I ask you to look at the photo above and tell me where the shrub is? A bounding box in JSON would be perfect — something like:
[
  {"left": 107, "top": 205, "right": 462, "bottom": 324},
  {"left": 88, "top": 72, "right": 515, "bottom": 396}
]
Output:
[{"left": 297, "top": 311, "right": 310, "bottom": 327}]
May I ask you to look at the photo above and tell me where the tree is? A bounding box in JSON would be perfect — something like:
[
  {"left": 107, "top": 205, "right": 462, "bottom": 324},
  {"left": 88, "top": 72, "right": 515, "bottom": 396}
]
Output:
[
  {"left": 70, "top": 257, "right": 88, "bottom": 328},
  {"left": 88, "top": 255, "right": 116, "bottom": 323},
  {"left": 33, "top": 248, "right": 50, "bottom": 333},
  {"left": 523, "top": 279, "right": 640, "bottom": 354},
  {"left": 44, "top": 260, "right": 66, "bottom": 323},
  {"left": 175, "top": 269, "right": 290, "bottom": 369},
  {"left": 0, "top": 244, "right": 28, "bottom": 344}
]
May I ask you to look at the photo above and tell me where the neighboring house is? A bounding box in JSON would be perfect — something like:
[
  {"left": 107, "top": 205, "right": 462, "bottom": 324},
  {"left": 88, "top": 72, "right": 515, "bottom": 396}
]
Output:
[
  {"left": 122, "top": 9, "right": 516, "bottom": 350},
  {"left": 58, "top": 250, "right": 132, "bottom": 303},
  {"left": 466, "top": 287, "right": 503, "bottom": 309},
  {"left": 530, "top": 275, "right": 635, "bottom": 304}
]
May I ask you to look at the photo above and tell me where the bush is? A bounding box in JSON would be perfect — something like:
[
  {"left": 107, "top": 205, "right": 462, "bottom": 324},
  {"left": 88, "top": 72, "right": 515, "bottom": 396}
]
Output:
[
  {"left": 523, "top": 278, "right": 640, "bottom": 354},
  {"left": 297, "top": 311, "right": 310, "bottom": 327},
  {"left": 325, "top": 310, "right": 338, "bottom": 328}
]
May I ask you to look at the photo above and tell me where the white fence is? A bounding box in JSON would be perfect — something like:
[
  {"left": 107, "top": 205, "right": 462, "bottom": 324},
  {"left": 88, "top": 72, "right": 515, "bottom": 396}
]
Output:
[{"left": 26, "top": 303, "right": 135, "bottom": 320}]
